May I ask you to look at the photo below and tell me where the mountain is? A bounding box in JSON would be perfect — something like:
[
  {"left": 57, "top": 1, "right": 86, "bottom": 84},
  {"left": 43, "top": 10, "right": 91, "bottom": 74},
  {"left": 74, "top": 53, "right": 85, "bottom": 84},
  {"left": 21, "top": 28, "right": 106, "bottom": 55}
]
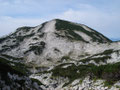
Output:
[{"left": 0, "top": 19, "right": 120, "bottom": 90}]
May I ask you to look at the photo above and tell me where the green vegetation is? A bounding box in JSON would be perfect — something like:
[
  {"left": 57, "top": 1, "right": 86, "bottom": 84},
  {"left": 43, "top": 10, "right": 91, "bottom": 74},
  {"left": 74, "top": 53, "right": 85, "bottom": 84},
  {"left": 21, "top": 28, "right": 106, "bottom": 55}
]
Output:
[
  {"left": 80, "top": 56, "right": 111, "bottom": 64},
  {"left": 0, "top": 56, "right": 43, "bottom": 88},
  {"left": 0, "top": 35, "right": 13, "bottom": 43},
  {"left": 102, "top": 49, "right": 114, "bottom": 55},
  {"left": 0, "top": 33, "right": 35, "bottom": 53},
  {"left": 38, "top": 33, "right": 45, "bottom": 38},
  {"left": 55, "top": 20, "right": 87, "bottom": 42},
  {"left": 79, "top": 79, "right": 83, "bottom": 84},
  {"left": 25, "top": 46, "right": 43, "bottom": 55},
  {"left": 51, "top": 62, "right": 120, "bottom": 87},
  {"left": 64, "top": 30, "right": 87, "bottom": 42},
  {"left": 94, "top": 49, "right": 114, "bottom": 56},
  {"left": 33, "top": 37, "right": 38, "bottom": 40},
  {"left": 0, "top": 47, "right": 10, "bottom": 53},
  {"left": 0, "top": 26, "right": 33, "bottom": 44},
  {"left": 54, "top": 48, "right": 60, "bottom": 52},
  {"left": 104, "top": 81, "right": 113, "bottom": 88},
  {"left": 1, "top": 54, "right": 23, "bottom": 60},
  {"left": 55, "top": 19, "right": 112, "bottom": 43},
  {"left": 61, "top": 56, "right": 70, "bottom": 61},
  {"left": 24, "top": 41, "right": 45, "bottom": 55},
  {"left": 15, "top": 26, "right": 33, "bottom": 33},
  {"left": 116, "top": 85, "right": 120, "bottom": 88},
  {"left": 79, "top": 49, "right": 117, "bottom": 64},
  {"left": 16, "top": 33, "right": 35, "bottom": 42},
  {"left": 0, "top": 57, "right": 28, "bottom": 75},
  {"left": 0, "top": 36, "right": 8, "bottom": 43},
  {"left": 31, "top": 78, "right": 43, "bottom": 85},
  {"left": 78, "top": 53, "right": 90, "bottom": 58},
  {"left": 54, "top": 32, "right": 65, "bottom": 38},
  {"left": 0, "top": 44, "right": 19, "bottom": 53},
  {"left": 92, "top": 56, "right": 111, "bottom": 63},
  {"left": 38, "top": 22, "right": 47, "bottom": 32}
]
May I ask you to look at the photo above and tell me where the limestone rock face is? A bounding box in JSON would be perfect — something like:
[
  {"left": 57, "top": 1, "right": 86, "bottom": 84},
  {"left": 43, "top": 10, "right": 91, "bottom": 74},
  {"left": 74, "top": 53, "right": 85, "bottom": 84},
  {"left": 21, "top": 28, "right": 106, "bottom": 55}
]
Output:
[{"left": 0, "top": 19, "right": 120, "bottom": 90}]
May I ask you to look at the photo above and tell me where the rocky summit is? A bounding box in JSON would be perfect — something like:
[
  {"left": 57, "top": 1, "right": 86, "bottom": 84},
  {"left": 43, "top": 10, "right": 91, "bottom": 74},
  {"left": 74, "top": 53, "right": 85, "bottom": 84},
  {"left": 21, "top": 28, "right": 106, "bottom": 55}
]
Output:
[{"left": 0, "top": 19, "right": 120, "bottom": 90}]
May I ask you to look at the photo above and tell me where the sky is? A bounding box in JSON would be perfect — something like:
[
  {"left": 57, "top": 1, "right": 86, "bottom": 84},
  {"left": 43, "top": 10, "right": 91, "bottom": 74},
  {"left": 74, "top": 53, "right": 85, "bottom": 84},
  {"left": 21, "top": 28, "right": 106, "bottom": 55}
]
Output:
[{"left": 0, "top": 0, "right": 120, "bottom": 40}]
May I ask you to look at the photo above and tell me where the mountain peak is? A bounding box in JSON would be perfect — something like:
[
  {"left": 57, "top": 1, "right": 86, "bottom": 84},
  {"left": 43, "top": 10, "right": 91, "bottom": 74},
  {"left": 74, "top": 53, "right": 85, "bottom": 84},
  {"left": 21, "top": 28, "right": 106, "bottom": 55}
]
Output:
[
  {"left": 1, "top": 19, "right": 120, "bottom": 90},
  {"left": 0, "top": 19, "right": 112, "bottom": 57}
]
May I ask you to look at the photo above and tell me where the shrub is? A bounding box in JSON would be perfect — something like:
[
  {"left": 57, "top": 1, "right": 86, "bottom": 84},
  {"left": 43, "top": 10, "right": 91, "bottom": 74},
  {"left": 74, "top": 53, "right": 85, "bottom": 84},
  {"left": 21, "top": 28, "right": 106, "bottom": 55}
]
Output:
[{"left": 51, "top": 62, "right": 120, "bottom": 87}]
